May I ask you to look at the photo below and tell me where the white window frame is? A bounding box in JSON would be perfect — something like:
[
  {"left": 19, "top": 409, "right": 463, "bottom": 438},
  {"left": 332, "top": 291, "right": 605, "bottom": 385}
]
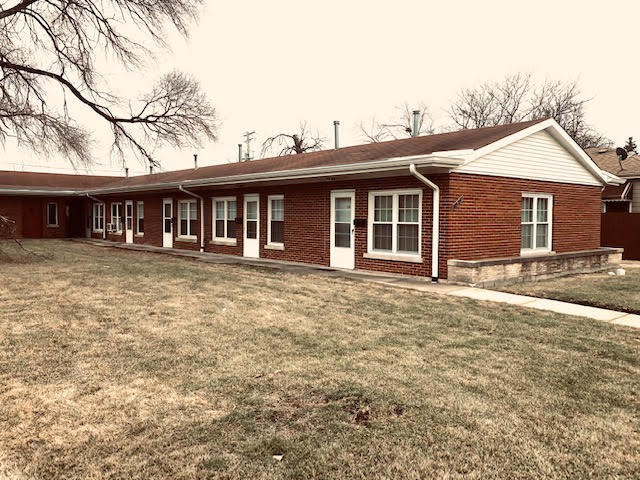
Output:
[
  {"left": 267, "top": 194, "right": 284, "bottom": 249},
  {"left": 110, "top": 202, "right": 122, "bottom": 232},
  {"left": 212, "top": 197, "right": 237, "bottom": 245},
  {"left": 92, "top": 203, "right": 104, "bottom": 232},
  {"left": 366, "top": 189, "right": 422, "bottom": 262},
  {"left": 136, "top": 201, "right": 144, "bottom": 235},
  {"left": 178, "top": 199, "right": 198, "bottom": 239},
  {"left": 46, "top": 202, "right": 58, "bottom": 227},
  {"left": 521, "top": 193, "right": 553, "bottom": 255}
]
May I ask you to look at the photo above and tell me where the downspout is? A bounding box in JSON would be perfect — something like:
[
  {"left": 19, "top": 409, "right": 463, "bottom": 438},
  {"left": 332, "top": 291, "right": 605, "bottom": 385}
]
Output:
[
  {"left": 178, "top": 185, "right": 205, "bottom": 252},
  {"left": 85, "top": 193, "right": 106, "bottom": 240},
  {"left": 409, "top": 164, "right": 439, "bottom": 282}
]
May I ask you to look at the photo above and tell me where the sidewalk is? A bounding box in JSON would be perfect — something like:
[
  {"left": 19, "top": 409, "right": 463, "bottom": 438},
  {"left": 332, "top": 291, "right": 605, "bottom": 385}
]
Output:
[{"left": 77, "top": 239, "right": 640, "bottom": 329}]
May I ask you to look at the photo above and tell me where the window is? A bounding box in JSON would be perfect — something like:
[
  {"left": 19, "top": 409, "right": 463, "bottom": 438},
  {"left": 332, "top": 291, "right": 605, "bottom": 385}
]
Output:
[
  {"left": 136, "top": 201, "right": 144, "bottom": 234},
  {"left": 110, "top": 203, "right": 122, "bottom": 232},
  {"left": 268, "top": 195, "right": 284, "bottom": 245},
  {"left": 368, "top": 190, "right": 421, "bottom": 257},
  {"left": 93, "top": 203, "right": 104, "bottom": 231},
  {"left": 179, "top": 200, "right": 198, "bottom": 238},
  {"left": 213, "top": 197, "right": 237, "bottom": 242},
  {"left": 46, "top": 202, "right": 58, "bottom": 227},
  {"left": 521, "top": 194, "right": 552, "bottom": 253}
]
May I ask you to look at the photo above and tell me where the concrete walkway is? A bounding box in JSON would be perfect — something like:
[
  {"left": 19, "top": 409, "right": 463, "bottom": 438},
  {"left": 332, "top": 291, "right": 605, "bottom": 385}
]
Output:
[{"left": 76, "top": 239, "right": 640, "bottom": 329}]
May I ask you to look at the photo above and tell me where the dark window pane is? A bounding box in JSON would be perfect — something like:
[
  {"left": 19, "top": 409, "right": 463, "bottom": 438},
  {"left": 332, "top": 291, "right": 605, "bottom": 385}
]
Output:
[
  {"left": 215, "top": 219, "right": 225, "bottom": 237},
  {"left": 397, "top": 224, "right": 418, "bottom": 252},
  {"left": 180, "top": 219, "right": 188, "bottom": 235},
  {"left": 227, "top": 220, "right": 236, "bottom": 239},
  {"left": 271, "top": 220, "right": 284, "bottom": 243},
  {"left": 335, "top": 222, "right": 350, "bottom": 247},
  {"left": 139, "top": 219, "right": 144, "bottom": 233},
  {"left": 189, "top": 219, "right": 197, "bottom": 236},
  {"left": 247, "top": 220, "right": 257, "bottom": 239},
  {"left": 126, "top": 218, "right": 132, "bottom": 230},
  {"left": 373, "top": 224, "right": 392, "bottom": 250},
  {"left": 47, "top": 204, "right": 57, "bottom": 225},
  {"left": 164, "top": 203, "right": 171, "bottom": 217},
  {"left": 164, "top": 219, "right": 171, "bottom": 233}
]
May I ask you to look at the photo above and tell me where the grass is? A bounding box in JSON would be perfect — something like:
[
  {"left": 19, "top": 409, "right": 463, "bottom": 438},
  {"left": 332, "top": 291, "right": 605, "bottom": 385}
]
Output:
[
  {"left": 0, "top": 240, "right": 639, "bottom": 479},
  {"left": 497, "top": 266, "right": 640, "bottom": 314}
]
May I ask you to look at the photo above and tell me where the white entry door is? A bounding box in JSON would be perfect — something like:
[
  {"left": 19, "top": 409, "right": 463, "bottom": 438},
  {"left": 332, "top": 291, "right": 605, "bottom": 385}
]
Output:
[
  {"left": 330, "top": 190, "right": 355, "bottom": 269},
  {"left": 243, "top": 194, "right": 259, "bottom": 258},
  {"left": 125, "top": 200, "right": 134, "bottom": 244},
  {"left": 163, "top": 198, "right": 173, "bottom": 248}
]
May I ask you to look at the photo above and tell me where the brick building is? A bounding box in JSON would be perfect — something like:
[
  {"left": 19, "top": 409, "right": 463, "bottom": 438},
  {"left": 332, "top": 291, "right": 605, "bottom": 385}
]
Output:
[{"left": 0, "top": 119, "right": 622, "bottom": 284}]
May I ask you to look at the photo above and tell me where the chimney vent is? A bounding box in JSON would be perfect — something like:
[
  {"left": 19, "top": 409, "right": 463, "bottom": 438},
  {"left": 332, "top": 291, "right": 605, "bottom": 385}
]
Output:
[
  {"left": 412, "top": 110, "right": 420, "bottom": 138},
  {"left": 149, "top": 165, "right": 153, "bottom": 174},
  {"left": 193, "top": 153, "right": 198, "bottom": 169},
  {"left": 238, "top": 143, "right": 243, "bottom": 162},
  {"left": 125, "top": 167, "right": 129, "bottom": 178},
  {"left": 333, "top": 120, "right": 340, "bottom": 149}
]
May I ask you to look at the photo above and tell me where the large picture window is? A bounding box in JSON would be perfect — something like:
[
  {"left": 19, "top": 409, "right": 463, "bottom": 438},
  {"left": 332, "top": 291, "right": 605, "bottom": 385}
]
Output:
[
  {"left": 213, "top": 197, "right": 237, "bottom": 242},
  {"left": 46, "top": 202, "right": 58, "bottom": 227},
  {"left": 93, "top": 203, "right": 104, "bottom": 231},
  {"left": 179, "top": 200, "right": 198, "bottom": 238},
  {"left": 368, "top": 190, "right": 421, "bottom": 257},
  {"left": 136, "top": 201, "right": 144, "bottom": 234},
  {"left": 268, "top": 195, "right": 284, "bottom": 245},
  {"left": 110, "top": 203, "right": 122, "bottom": 232},
  {"left": 521, "top": 193, "right": 552, "bottom": 253}
]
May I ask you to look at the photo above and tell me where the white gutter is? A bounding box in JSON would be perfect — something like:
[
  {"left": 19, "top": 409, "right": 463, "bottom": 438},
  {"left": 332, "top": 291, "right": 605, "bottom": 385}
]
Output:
[
  {"left": 178, "top": 185, "right": 205, "bottom": 252},
  {"left": 409, "top": 164, "right": 439, "bottom": 282},
  {"left": 84, "top": 155, "right": 464, "bottom": 195},
  {"left": 85, "top": 193, "right": 106, "bottom": 240},
  {"left": 0, "top": 188, "right": 78, "bottom": 196}
]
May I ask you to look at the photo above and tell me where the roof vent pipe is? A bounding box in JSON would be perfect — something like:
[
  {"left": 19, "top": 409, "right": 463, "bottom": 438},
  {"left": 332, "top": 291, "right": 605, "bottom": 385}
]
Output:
[
  {"left": 125, "top": 167, "right": 129, "bottom": 178},
  {"left": 238, "top": 144, "right": 243, "bottom": 162},
  {"left": 149, "top": 165, "right": 153, "bottom": 174},
  {"left": 333, "top": 120, "right": 340, "bottom": 149},
  {"left": 194, "top": 153, "right": 198, "bottom": 169},
  {"left": 412, "top": 110, "right": 420, "bottom": 137}
]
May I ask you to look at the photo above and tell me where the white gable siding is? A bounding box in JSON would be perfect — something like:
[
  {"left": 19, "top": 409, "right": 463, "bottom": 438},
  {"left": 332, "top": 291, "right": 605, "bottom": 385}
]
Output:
[
  {"left": 632, "top": 180, "right": 640, "bottom": 212},
  {"left": 454, "top": 130, "right": 602, "bottom": 186}
]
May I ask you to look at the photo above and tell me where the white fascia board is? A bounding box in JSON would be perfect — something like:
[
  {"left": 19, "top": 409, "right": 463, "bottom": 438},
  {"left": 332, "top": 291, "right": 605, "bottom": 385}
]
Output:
[
  {"left": 600, "top": 170, "right": 625, "bottom": 186},
  {"left": 0, "top": 188, "right": 79, "bottom": 196},
  {"left": 459, "top": 118, "right": 613, "bottom": 186},
  {"left": 84, "top": 154, "right": 465, "bottom": 195}
]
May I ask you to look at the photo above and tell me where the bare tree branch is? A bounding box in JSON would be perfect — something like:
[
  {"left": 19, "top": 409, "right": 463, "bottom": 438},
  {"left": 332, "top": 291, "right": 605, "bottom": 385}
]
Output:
[
  {"left": 261, "top": 122, "right": 325, "bottom": 156},
  {"left": 360, "top": 102, "right": 434, "bottom": 143},
  {"left": 0, "top": 0, "right": 218, "bottom": 168}
]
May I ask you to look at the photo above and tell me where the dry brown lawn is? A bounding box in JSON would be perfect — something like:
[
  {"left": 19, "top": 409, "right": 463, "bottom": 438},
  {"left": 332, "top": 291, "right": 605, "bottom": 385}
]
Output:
[
  {"left": 1, "top": 240, "right": 639, "bottom": 479},
  {"left": 497, "top": 266, "right": 640, "bottom": 314}
]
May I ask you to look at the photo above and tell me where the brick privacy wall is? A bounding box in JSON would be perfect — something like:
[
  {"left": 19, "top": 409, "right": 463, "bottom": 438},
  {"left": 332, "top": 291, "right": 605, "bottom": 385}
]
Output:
[
  {"left": 440, "top": 173, "right": 602, "bottom": 278},
  {"left": 0, "top": 196, "right": 74, "bottom": 238}
]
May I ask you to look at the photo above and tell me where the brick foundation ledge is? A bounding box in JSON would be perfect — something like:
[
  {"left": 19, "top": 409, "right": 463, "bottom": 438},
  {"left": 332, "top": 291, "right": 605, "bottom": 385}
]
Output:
[{"left": 447, "top": 247, "right": 623, "bottom": 288}]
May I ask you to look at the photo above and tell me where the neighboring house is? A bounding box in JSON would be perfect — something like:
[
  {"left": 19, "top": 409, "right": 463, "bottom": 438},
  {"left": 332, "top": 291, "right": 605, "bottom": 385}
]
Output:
[
  {"left": 587, "top": 148, "right": 640, "bottom": 212},
  {"left": 0, "top": 118, "right": 622, "bottom": 286}
]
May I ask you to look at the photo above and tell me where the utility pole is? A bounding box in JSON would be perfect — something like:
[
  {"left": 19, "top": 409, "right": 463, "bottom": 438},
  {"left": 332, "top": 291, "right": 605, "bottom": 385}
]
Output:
[{"left": 242, "top": 131, "right": 256, "bottom": 162}]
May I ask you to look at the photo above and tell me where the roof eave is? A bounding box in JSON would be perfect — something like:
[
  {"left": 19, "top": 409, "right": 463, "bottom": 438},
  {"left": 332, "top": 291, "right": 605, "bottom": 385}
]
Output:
[
  {"left": 83, "top": 155, "right": 465, "bottom": 195},
  {"left": 0, "top": 188, "right": 80, "bottom": 196}
]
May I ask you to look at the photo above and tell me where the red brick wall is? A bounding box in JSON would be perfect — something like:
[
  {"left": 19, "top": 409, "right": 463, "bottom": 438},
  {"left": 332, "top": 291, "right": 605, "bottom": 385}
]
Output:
[
  {"left": 0, "top": 196, "right": 74, "bottom": 238},
  {"left": 440, "top": 173, "right": 602, "bottom": 277},
  {"left": 38, "top": 173, "right": 601, "bottom": 280}
]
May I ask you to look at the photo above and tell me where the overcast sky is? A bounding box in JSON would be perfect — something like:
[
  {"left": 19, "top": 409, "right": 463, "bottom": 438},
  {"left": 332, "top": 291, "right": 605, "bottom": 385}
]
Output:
[{"left": 2, "top": 0, "right": 638, "bottom": 176}]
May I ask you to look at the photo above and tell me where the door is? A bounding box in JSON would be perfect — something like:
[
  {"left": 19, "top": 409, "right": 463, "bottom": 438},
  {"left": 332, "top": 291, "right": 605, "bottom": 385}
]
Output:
[
  {"left": 163, "top": 198, "right": 173, "bottom": 248},
  {"left": 125, "top": 200, "right": 134, "bottom": 243},
  {"left": 330, "top": 190, "right": 355, "bottom": 269},
  {"left": 243, "top": 194, "right": 259, "bottom": 258},
  {"left": 22, "top": 198, "right": 43, "bottom": 238}
]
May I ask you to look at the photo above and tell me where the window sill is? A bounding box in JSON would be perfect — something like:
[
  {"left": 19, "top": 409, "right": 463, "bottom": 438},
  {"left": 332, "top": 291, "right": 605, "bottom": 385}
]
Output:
[
  {"left": 520, "top": 249, "right": 555, "bottom": 257},
  {"left": 210, "top": 238, "right": 237, "bottom": 246},
  {"left": 46, "top": 224, "right": 59, "bottom": 228},
  {"left": 265, "top": 243, "right": 284, "bottom": 251},
  {"left": 93, "top": 230, "right": 103, "bottom": 233},
  {"left": 135, "top": 233, "right": 144, "bottom": 237},
  {"left": 363, "top": 252, "right": 423, "bottom": 263},
  {"left": 176, "top": 236, "right": 197, "bottom": 243}
]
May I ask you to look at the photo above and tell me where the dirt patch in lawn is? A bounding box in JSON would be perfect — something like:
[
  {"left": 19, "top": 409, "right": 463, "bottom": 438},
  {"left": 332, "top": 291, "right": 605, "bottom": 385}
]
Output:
[{"left": 1, "top": 240, "right": 639, "bottom": 479}]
